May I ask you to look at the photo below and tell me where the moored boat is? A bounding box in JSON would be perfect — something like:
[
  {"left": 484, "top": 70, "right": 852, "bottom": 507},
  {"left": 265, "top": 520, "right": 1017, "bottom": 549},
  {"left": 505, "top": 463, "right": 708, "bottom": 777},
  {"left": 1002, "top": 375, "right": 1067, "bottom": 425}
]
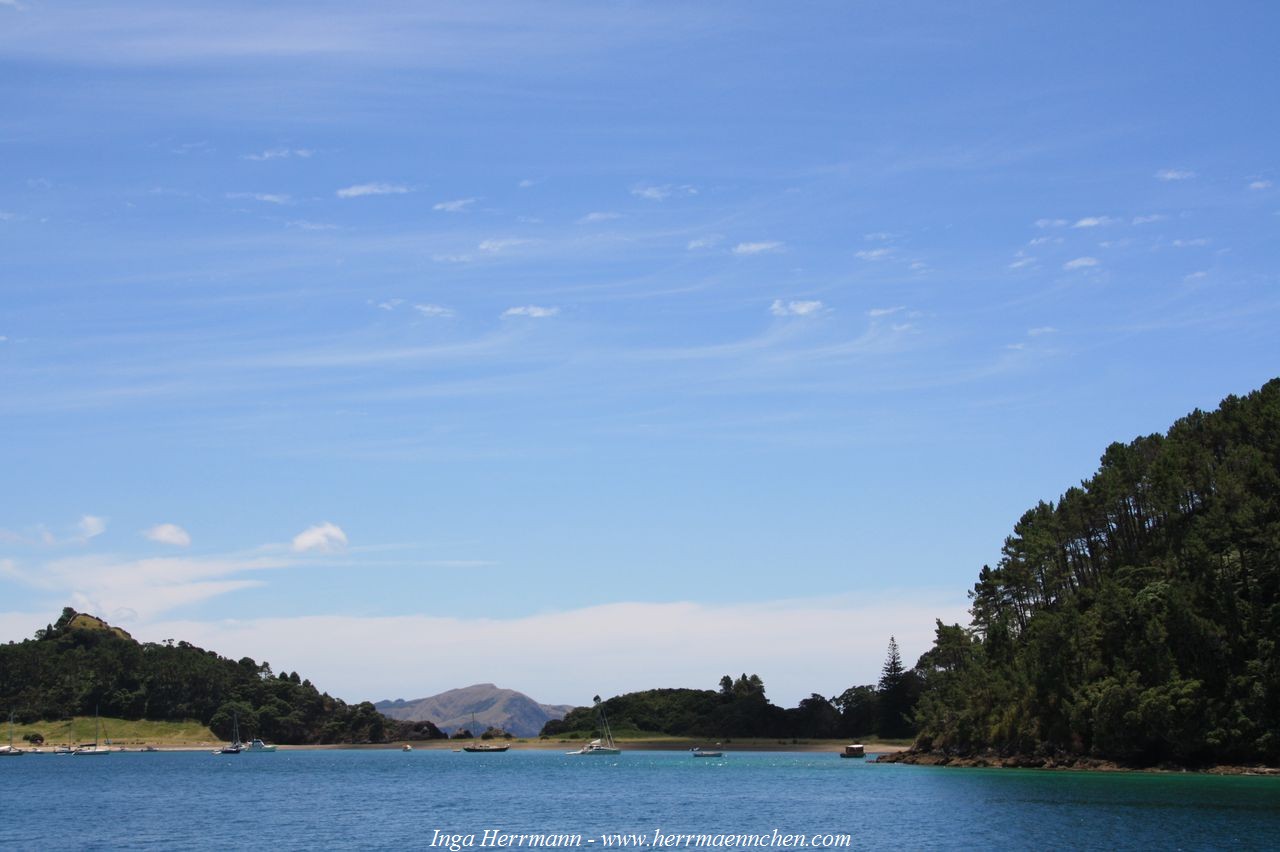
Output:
[{"left": 566, "top": 699, "right": 621, "bottom": 756}]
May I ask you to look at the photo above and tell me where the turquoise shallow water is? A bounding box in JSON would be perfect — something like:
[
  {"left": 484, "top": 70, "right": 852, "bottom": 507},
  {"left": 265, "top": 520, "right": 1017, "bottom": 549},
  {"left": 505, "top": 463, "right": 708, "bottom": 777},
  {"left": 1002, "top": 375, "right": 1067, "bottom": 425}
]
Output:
[{"left": 5, "top": 750, "right": 1279, "bottom": 850}]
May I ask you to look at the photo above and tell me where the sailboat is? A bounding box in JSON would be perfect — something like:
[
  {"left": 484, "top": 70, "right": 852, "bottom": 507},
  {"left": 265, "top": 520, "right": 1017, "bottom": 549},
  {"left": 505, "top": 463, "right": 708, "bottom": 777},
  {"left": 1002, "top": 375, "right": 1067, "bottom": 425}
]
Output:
[
  {"left": 566, "top": 698, "right": 621, "bottom": 756},
  {"left": 461, "top": 712, "right": 510, "bottom": 752},
  {"left": 0, "top": 711, "right": 25, "bottom": 756},
  {"left": 73, "top": 707, "right": 110, "bottom": 756},
  {"left": 215, "top": 711, "right": 244, "bottom": 754}
]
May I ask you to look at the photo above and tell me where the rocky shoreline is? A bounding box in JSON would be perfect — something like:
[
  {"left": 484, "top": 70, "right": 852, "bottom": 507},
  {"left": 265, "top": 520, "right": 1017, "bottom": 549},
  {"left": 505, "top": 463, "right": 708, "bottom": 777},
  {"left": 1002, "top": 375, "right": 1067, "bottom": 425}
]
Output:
[{"left": 877, "top": 749, "right": 1280, "bottom": 776}]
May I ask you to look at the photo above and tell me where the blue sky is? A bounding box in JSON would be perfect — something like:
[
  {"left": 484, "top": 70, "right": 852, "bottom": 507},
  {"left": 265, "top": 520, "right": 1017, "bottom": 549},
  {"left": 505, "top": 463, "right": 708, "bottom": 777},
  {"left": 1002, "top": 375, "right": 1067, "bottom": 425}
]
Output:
[{"left": 2, "top": 1, "right": 1277, "bottom": 707}]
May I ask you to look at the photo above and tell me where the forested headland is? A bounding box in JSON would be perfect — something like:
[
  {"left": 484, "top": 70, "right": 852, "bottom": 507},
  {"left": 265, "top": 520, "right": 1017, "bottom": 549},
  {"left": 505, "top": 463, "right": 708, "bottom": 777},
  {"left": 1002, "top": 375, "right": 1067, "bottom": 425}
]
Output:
[
  {"left": 893, "top": 378, "right": 1280, "bottom": 768},
  {"left": 541, "top": 656, "right": 921, "bottom": 743},
  {"left": 0, "top": 608, "right": 446, "bottom": 744}
]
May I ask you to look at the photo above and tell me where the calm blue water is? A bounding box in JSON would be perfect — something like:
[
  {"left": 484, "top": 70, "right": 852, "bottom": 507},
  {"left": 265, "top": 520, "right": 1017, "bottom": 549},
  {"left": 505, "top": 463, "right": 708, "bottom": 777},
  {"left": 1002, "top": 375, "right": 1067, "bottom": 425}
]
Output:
[{"left": 4, "top": 750, "right": 1279, "bottom": 850}]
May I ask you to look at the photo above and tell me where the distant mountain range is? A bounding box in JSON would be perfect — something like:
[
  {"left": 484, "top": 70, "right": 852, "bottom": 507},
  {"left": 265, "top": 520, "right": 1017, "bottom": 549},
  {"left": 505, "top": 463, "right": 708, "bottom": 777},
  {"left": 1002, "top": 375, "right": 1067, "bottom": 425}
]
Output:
[{"left": 374, "top": 684, "right": 576, "bottom": 737}]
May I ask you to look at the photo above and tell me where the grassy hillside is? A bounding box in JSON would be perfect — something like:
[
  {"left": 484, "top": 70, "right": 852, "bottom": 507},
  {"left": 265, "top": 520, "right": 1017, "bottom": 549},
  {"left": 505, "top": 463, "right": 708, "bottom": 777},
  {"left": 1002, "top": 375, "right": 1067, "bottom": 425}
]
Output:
[{"left": 10, "top": 716, "right": 216, "bottom": 746}]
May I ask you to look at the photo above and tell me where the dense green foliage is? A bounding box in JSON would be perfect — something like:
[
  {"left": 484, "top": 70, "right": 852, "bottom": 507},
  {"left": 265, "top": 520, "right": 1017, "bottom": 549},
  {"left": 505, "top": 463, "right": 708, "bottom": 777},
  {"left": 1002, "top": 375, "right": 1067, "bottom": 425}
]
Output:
[
  {"left": 0, "top": 608, "right": 446, "bottom": 744},
  {"left": 542, "top": 666, "right": 916, "bottom": 741},
  {"left": 912, "top": 380, "right": 1280, "bottom": 766}
]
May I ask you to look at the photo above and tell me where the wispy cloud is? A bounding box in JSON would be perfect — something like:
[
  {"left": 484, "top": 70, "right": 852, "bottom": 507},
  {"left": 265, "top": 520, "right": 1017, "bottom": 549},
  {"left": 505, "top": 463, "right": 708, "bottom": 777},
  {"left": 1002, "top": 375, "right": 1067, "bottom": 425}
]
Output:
[
  {"left": 1132, "top": 213, "right": 1166, "bottom": 225},
  {"left": 414, "top": 303, "right": 455, "bottom": 318},
  {"left": 631, "top": 184, "right": 697, "bottom": 201},
  {"left": 733, "top": 241, "right": 784, "bottom": 256},
  {"left": 144, "top": 523, "right": 191, "bottom": 547},
  {"left": 867, "top": 306, "right": 904, "bottom": 318},
  {"left": 375, "top": 299, "right": 404, "bottom": 311},
  {"left": 336, "top": 183, "right": 409, "bottom": 199},
  {"left": 1008, "top": 255, "right": 1036, "bottom": 270},
  {"left": 862, "top": 231, "right": 896, "bottom": 241},
  {"left": 576, "top": 211, "right": 622, "bottom": 224},
  {"left": 1172, "top": 238, "right": 1210, "bottom": 247},
  {"left": 855, "top": 248, "right": 893, "bottom": 260},
  {"left": 1072, "top": 216, "right": 1118, "bottom": 228},
  {"left": 502, "top": 305, "right": 559, "bottom": 319},
  {"left": 1035, "top": 218, "right": 1068, "bottom": 228},
  {"left": 1027, "top": 326, "right": 1057, "bottom": 336},
  {"left": 686, "top": 236, "right": 721, "bottom": 250},
  {"left": 78, "top": 515, "right": 107, "bottom": 541},
  {"left": 517, "top": 179, "right": 537, "bottom": 189},
  {"left": 242, "top": 147, "right": 313, "bottom": 161},
  {"left": 292, "top": 522, "right": 347, "bottom": 553},
  {"left": 1063, "top": 256, "right": 1099, "bottom": 270},
  {"left": 1155, "top": 168, "right": 1196, "bottom": 181},
  {"left": 286, "top": 220, "right": 339, "bottom": 231},
  {"left": 433, "top": 197, "right": 477, "bottom": 213},
  {"left": 1249, "top": 180, "right": 1272, "bottom": 191},
  {"left": 478, "top": 238, "right": 536, "bottom": 253},
  {"left": 769, "top": 299, "right": 824, "bottom": 317},
  {"left": 226, "top": 192, "right": 291, "bottom": 205}
]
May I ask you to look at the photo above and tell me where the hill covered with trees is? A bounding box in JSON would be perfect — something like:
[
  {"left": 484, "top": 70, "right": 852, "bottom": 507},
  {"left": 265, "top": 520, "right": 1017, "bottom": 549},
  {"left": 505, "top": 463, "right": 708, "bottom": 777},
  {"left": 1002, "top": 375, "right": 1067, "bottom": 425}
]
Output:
[
  {"left": 902, "top": 379, "right": 1280, "bottom": 767},
  {"left": 0, "top": 608, "right": 446, "bottom": 745},
  {"left": 542, "top": 662, "right": 921, "bottom": 742}
]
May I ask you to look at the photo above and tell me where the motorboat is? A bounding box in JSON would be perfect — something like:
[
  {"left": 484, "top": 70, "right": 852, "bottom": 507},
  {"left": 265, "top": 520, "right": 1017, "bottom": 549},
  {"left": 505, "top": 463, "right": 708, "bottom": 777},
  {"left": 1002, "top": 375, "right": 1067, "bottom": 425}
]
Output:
[{"left": 244, "top": 738, "right": 277, "bottom": 753}]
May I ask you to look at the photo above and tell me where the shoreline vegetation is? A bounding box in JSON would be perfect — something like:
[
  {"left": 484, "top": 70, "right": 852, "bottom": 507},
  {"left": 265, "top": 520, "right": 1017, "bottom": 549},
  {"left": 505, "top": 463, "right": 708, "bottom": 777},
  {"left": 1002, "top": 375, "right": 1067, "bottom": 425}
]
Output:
[{"left": 891, "top": 379, "right": 1280, "bottom": 774}]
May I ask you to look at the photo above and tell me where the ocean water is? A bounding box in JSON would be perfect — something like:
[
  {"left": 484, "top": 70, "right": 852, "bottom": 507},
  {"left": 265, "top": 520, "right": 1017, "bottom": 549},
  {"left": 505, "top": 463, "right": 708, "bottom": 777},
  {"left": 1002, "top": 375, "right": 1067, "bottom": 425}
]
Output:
[{"left": 5, "top": 749, "right": 1279, "bottom": 850}]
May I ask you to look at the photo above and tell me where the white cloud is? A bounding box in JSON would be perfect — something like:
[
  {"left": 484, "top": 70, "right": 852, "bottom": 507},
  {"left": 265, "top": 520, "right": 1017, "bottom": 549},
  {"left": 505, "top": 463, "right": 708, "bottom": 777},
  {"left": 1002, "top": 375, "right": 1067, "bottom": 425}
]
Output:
[
  {"left": 226, "top": 192, "right": 291, "bottom": 205},
  {"left": 433, "top": 197, "right": 477, "bottom": 213},
  {"left": 286, "top": 220, "right": 339, "bottom": 231},
  {"left": 1027, "top": 237, "right": 1062, "bottom": 245},
  {"left": 1008, "top": 256, "right": 1035, "bottom": 270},
  {"left": 375, "top": 298, "right": 404, "bottom": 311},
  {"left": 769, "top": 299, "right": 824, "bottom": 317},
  {"left": 855, "top": 248, "right": 893, "bottom": 260},
  {"left": 336, "top": 183, "right": 409, "bottom": 199},
  {"left": 432, "top": 253, "right": 474, "bottom": 263},
  {"left": 1248, "top": 180, "right": 1272, "bottom": 191},
  {"left": 1, "top": 0, "right": 26, "bottom": 10},
  {"left": 291, "top": 522, "right": 347, "bottom": 553},
  {"left": 144, "top": 524, "right": 191, "bottom": 547},
  {"left": 1063, "top": 256, "right": 1099, "bottom": 270},
  {"left": 631, "top": 184, "right": 696, "bottom": 201},
  {"left": 867, "top": 306, "right": 904, "bottom": 318},
  {"left": 78, "top": 515, "right": 107, "bottom": 540},
  {"left": 243, "top": 147, "right": 313, "bottom": 161},
  {"left": 414, "top": 303, "right": 455, "bottom": 318},
  {"left": 478, "top": 238, "right": 535, "bottom": 253},
  {"left": 733, "top": 241, "right": 784, "bottom": 256},
  {"left": 502, "top": 305, "right": 559, "bottom": 318},
  {"left": 1155, "top": 168, "right": 1195, "bottom": 181},
  {"left": 1072, "top": 216, "right": 1118, "bottom": 228},
  {"left": 862, "top": 231, "right": 896, "bottom": 241},
  {"left": 1035, "top": 218, "right": 1068, "bottom": 228},
  {"left": 686, "top": 236, "right": 721, "bottom": 250},
  {"left": 1027, "top": 326, "right": 1057, "bottom": 336},
  {"left": 517, "top": 179, "right": 537, "bottom": 188},
  {"left": 134, "top": 593, "right": 970, "bottom": 707},
  {"left": 1184, "top": 271, "right": 1208, "bottom": 281},
  {"left": 1172, "top": 238, "right": 1210, "bottom": 247},
  {"left": 576, "top": 211, "right": 622, "bottom": 224},
  {"left": 1132, "top": 214, "right": 1166, "bottom": 225},
  {"left": 1005, "top": 342, "right": 1026, "bottom": 351}
]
